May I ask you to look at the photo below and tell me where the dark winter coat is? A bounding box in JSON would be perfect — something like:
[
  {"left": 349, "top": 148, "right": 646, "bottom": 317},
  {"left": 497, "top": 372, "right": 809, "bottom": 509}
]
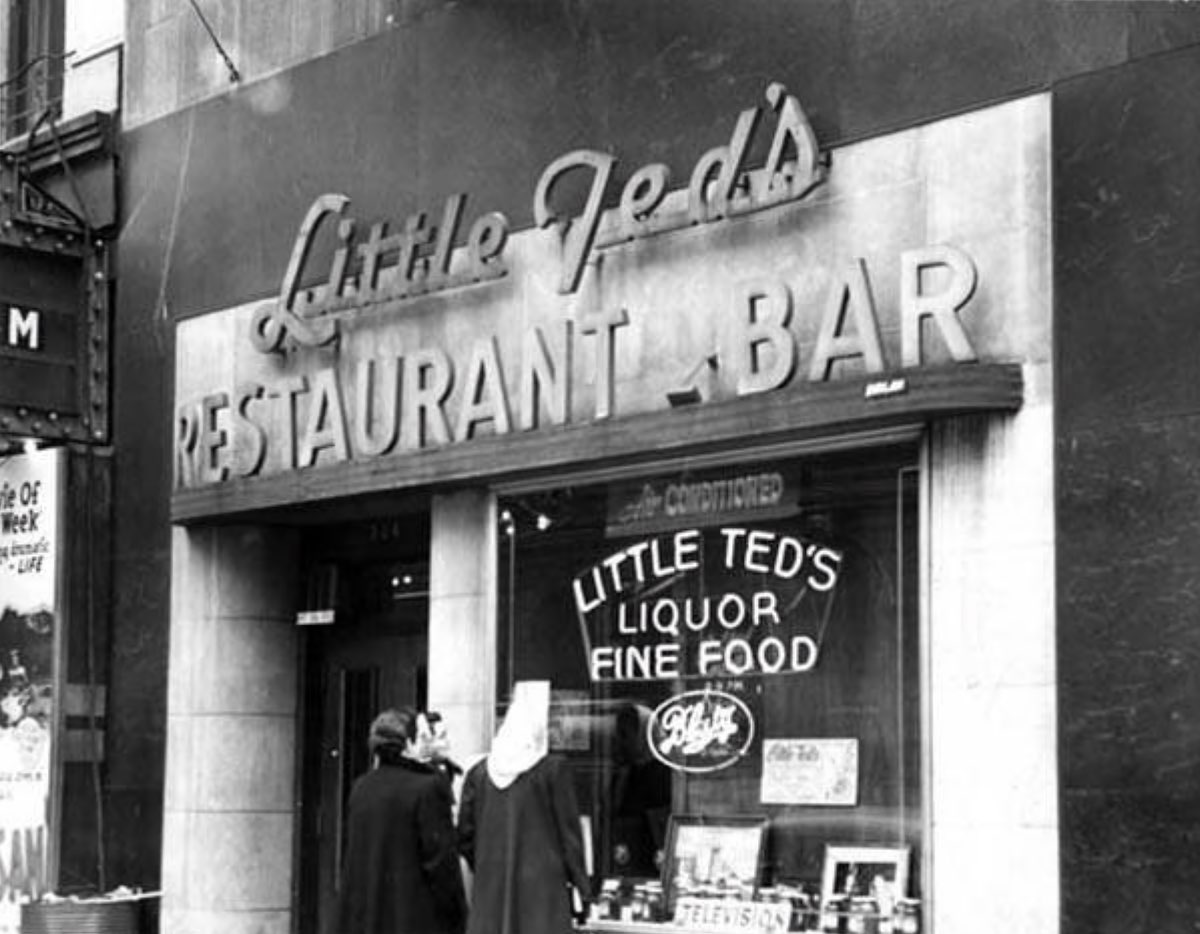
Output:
[
  {"left": 338, "top": 754, "right": 467, "bottom": 934},
  {"left": 458, "top": 754, "right": 592, "bottom": 934}
]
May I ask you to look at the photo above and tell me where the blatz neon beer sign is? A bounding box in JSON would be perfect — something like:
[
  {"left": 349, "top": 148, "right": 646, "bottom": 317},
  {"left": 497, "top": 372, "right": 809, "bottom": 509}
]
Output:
[
  {"left": 648, "top": 689, "right": 755, "bottom": 773},
  {"left": 250, "top": 81, "right": 823, "bottom": 352}
]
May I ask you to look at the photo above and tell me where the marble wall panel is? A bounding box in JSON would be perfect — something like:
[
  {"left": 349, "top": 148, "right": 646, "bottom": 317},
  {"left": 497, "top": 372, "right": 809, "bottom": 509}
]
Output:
[
  {"left": 931, "top": 824, "right": 1059, "bottom": 933},
  {"left": 163, "top": 714, "right": 295, "bottom": 812},
  {"left": 160, "top": 810, "right": 293, "bottom": 911},
  {"left": 1055, "top": 42, "right": 1200, "bottom": 934},
  {"left": 162, "top": 525, "right": 300, "bottom": 933},
  {"left": 928, "top": 402, "right": 1058, "bottom": 933},
  {"left": 157, "top": 907, "right": 291, "bottom": 934},
  {"left": 428, "top": 491, "right": 498, "bottom": 761}
]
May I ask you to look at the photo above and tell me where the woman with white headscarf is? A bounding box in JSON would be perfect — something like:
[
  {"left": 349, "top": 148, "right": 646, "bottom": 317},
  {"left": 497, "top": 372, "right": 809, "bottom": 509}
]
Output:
[{"left": 458, "top": 681, "right": 591, "bottom": 934}]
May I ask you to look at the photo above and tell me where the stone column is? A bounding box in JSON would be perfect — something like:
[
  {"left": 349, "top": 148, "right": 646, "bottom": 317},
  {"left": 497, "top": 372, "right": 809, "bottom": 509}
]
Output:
[
  {"left": 160, "top": 524, "right": 300, "bottom": 934},
  {"left": 426, "top": 490, "right": 497, "bottom": 768},
  {"left": 926, "top": 397, "right": 1059, "bottom": 933}
]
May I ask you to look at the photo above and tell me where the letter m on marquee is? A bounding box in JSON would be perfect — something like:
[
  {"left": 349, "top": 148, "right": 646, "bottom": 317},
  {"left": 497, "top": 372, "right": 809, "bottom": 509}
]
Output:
[{"left": 6, "top": 306, "right": 41, "bottom": 350}]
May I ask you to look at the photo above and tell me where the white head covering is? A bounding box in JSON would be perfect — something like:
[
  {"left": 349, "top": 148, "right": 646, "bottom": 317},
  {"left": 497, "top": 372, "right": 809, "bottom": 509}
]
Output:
[{"left": 487, "top": 680, "right": 550, "bottom": 789}]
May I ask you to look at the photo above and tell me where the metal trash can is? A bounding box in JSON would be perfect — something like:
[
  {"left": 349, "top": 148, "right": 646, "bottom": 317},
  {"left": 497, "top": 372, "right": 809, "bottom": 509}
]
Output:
[{"left": 21, "top": 899, "right": 139, "bottom": 934}]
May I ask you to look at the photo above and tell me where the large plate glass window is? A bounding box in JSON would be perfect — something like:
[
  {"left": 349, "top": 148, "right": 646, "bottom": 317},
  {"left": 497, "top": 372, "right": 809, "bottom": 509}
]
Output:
[{"left": 497, "top": 444, "right": 921, "bottom": 922}]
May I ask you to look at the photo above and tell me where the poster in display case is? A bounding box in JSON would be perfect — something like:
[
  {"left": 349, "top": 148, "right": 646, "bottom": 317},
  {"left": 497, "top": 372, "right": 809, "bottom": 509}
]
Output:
[{"left": 661, "top": 814, "right": 768, "bottom": 915}]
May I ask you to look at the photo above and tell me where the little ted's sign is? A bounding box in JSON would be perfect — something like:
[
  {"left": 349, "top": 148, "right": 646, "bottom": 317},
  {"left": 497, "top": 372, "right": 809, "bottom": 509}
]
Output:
[
  {"left": 173, "top": 80, "right": 1000, "bottom": 494},
  {"left": 576, "top": 526, "right": 842, "bottom": 683}
]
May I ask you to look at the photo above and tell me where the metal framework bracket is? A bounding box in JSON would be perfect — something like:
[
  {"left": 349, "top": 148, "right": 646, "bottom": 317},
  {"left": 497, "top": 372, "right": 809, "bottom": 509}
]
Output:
[{"left": 0, "top": 148, "right": 88, "bottom": 256}]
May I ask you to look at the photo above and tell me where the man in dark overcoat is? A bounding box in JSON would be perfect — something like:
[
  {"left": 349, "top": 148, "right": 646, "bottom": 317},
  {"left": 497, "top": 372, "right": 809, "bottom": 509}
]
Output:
[
  {"left": 457, "top": 680, "right": 592, "bottom": 934},
  {"left": 338, "top": 707, "right": 467, "bottom": 934}
]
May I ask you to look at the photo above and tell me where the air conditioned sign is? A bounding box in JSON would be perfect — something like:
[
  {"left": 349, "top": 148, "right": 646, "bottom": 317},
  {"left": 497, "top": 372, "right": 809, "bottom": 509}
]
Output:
[{"left": 606, "top": 470, "right": 791, "bottom": 537}]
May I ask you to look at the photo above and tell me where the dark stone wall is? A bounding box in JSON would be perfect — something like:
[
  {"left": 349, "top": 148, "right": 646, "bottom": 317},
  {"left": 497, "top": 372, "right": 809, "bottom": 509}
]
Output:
[
  {"left": 117, "top": 0, "right": 1200, "bottom": 324},
  {"left": 1054, "top": 44, "right": 1200, "bottom": 934},
  {"left": 105, "top": 0, "right": 1200, "bottom": 906}
]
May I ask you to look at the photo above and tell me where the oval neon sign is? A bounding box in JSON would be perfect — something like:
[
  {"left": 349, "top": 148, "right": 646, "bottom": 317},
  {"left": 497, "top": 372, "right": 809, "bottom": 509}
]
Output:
[{"left": 647, "top": 689, "right": 755, "bottom": 774}]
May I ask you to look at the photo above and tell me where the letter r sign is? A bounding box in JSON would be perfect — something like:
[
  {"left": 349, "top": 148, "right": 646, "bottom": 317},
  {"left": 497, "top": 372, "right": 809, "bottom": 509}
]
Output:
[{"left": 5, "top": 305, "right": 41, "bottom": 351}]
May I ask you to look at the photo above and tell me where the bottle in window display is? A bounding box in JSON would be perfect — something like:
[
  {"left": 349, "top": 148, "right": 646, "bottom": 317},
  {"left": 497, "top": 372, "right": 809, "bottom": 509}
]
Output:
[
  {"left": 629, "top": 884, "right": 647, "bottom": 921},
  {"left": 871, "top": 875, "right": 895, "bottom": 934},
  {"left": 848, "top": 896, "right": 878, "bottom": 934},
  {"left": 893, "top": 899, "right": 921, "bottom": 934},
  {"left": 821, "top": 894, "right": 847, "bottom": 933},
  {"left": 799, "top": 890, "right": 820, "bottom": 932},
  {"left": 643, "top": 881, "right": 665, "bottom": 921},
  {"left": 592, "top": 880, "right": 620, "bottom": 922}
]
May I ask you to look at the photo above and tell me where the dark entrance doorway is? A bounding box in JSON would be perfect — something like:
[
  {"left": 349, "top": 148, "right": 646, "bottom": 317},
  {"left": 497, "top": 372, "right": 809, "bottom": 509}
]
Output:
[{"left": 297, "top": 516, "right": 430, "bottom": 934}]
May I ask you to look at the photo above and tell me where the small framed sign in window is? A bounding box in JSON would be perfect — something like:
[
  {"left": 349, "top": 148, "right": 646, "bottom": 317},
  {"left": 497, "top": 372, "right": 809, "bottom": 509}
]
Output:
[
  {"left": 662, "top": 814, "right": 768, "bottom": 915},
  {"left": 820, "top": 844, "right": 911, "bottom": 904}
]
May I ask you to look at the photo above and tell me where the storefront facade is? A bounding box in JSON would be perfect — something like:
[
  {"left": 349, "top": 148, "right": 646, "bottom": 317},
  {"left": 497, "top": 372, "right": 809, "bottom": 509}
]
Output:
[
  {"left": 0, "top": 93, "right": 117, "bottom": 919},
  {"left": 165, "top": 87, "right": 1054, "bottom": 933}
]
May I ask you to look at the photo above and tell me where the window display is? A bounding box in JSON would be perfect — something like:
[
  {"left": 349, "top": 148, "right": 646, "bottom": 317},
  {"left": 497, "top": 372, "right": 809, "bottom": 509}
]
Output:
[{"left": 497, "top": 445, "right": 922, "bottom": 932}]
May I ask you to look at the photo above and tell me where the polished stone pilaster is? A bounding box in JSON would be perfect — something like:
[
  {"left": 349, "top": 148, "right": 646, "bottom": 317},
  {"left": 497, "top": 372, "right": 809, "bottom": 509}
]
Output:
[
  {"left": 920, "top": 93, "right": 1059, "bottom": 934},
  {"left": 427, "top": 490, "right": 498, "bottom": 768},
  {"left": 927, "top": 404, "right": 1058, "bottom": 934},
  {"left": 161, "top": 525, "right": 300, "bottom": 934}
]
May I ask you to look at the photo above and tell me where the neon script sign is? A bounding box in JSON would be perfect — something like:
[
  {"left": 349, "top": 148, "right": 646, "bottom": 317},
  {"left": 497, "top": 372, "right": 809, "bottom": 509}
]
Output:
[
  {"left": 648, "top": 690, "right": 755, "bottom": 774},
  {"left": 250, "top": 81, "right": 823, "bottom": 352}
]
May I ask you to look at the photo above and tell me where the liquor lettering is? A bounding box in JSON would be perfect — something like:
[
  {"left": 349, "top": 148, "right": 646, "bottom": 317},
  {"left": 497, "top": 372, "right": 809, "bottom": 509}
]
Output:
[{"left": 577, "top": 527, "right": 842, "bottom": 682}]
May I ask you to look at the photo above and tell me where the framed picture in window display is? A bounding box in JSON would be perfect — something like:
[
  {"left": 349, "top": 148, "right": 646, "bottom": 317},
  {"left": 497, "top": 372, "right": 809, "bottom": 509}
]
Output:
[
  {"left": 820, "top": 844, "right": 911, "bottom": 906},
  {"left": 662, "top": 814, "right": 768, "bottom": 914}
]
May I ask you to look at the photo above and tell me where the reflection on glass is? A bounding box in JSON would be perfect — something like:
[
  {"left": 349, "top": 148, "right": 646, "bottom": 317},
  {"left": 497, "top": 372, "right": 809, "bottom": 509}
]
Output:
[{"left": 497, "top": 445, "right": 921, "bottom": 896}]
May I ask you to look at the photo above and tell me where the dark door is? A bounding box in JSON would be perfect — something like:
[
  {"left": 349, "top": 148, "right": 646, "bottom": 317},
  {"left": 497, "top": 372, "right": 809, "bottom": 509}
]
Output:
[{"left": 298, "top": 562, "right": 429, "bottom": 934}]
